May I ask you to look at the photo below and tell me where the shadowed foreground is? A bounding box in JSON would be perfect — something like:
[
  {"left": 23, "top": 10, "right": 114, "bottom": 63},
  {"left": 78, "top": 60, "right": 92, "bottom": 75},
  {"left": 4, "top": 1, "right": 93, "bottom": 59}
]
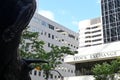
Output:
[{"left": 0, "top": 0, "right": 36, "bottom": 80}]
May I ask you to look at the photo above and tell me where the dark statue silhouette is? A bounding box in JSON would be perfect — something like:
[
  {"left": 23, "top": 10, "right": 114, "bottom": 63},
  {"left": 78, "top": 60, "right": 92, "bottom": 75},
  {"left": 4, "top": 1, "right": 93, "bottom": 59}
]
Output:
[{"left": 0, "top": 0, "right": 45, "bottom": 80}]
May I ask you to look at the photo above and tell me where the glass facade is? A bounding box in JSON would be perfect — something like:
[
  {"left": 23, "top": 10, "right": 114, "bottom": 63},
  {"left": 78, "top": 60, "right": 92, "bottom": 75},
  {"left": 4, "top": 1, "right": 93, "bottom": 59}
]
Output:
[{"left": 101, "top": 0, "right": 120, "bottom": 43}]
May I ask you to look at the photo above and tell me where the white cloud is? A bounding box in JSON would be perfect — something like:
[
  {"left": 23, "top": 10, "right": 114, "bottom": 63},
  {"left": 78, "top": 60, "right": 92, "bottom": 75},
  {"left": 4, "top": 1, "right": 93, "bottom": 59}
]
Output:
[{"left": 38, "top": 10, "right": 55, "bottom": 21}]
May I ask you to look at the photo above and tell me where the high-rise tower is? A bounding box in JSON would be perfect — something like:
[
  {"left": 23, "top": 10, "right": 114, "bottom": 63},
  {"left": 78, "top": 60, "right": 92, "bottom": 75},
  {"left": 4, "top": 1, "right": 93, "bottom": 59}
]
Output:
[{"left": 101, "top": 0, "right": 120, "bottom": 43}]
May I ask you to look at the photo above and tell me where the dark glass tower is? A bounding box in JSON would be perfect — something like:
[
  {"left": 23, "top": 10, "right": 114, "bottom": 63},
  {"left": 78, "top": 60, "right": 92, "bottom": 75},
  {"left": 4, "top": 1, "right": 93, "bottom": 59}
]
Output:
[{"left": 101, "top": 0, "right": 120, "bottom": 43}]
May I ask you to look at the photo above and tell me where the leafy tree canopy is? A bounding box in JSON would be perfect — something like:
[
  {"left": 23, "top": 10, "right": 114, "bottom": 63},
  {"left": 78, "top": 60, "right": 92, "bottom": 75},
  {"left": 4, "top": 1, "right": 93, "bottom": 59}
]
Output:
[
  {"left": 92, "top": 58, "right": 120, "bottom": 80},
  {"left": 19, "top": 28, "right": 77, "bottom": 71}
]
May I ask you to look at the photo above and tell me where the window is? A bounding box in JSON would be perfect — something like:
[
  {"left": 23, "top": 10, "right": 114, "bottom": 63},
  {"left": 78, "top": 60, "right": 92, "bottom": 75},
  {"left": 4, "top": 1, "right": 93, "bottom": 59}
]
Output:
[
  {"left": 48, "top": 24, "right": 54, "bottom": 30},
  {"left": 48, "top": 43, "right": 50, "bottom": 47},
  {"left": 44, "top": 32, "right": 47, "bottom": 36},
  {"left": 118, "top": 36, "right": 120, "bottom": 40},
  {"left": 115, "top": 0, "right": 120, "bottom": 7},
  {"left": 54, "top": 75, "right": 57, "bottom": 79},
  {"left": 109, "top": 14, "right": 116, "bottom": 23},
  {"left": 116, "top": 13, "right": 120, "bottom": 22},
  {"left": 85, "top": 32, "right": 91, "bottom": 34},
  {"left": 68, "top": 44, "right": 70, "bottom": 46},
  {"left": 102, "top": 17, "right": 106, "bottom": 25},
  {"left": 110, "top": 23, "right": 116, "bottom": 28},
  {"left": 48, "top": 33, "right": 51, "bottom": 38},
  {"left": 107, "top": 38, "right": 111, "bottom": 43},
  {"left": 68, "top": 34, "right": 75, "bottom": 39},
  {"left": 117, "top": 21, "right": 120, "bottom": 27},
  {"left": 92, "top": 43, "right": 102, "bottom": 46},
  {"left": 106, "top": 29, "right": 110, "bottom": 38},
  {"left": 85, "top": 45, "right": 91, "bottom": 47},
  {"left": 111, "top": 28, "right": 117, "bottom": 37},
  {"left": 103, "top": 29, "right": 107, "bottom": 38},
  {"left": 68, "top": 69, "right": 70, "bottom": 72},
  {"left": 86, "top": 27, "right": 91, "bottom": 30},
  {"left": 38, "top": 71, "right": 41, "bottom": 76},
  {"left": 61, "top": 59, "right": 64, "bottom": 61},
  {"left": 85, "top": 40, "right": 91, "bottom": 43},
  {"left": 34, "top": 70, "right": 37, "bottom": 76},
  {"left": 117, "top": 26, "right": 120, "bottom": 35},
  {"left": 50, "top": 74, "right": 53, "bottom": 79},
  {"left": 108, "top": 1, "right": 114, "bottom": 10},
  {"left": 58, "top": 76, "right": 60, "bottom": 78},
  {"left": 85, "top": 36, "right": 91, "bottom": 38},
  {"left": 111, "top": 37, "right": 117, "bottom": 41},
  {"left": 41, "top": 21, "right": 47, "bottom": 26},
  {"left": 91, "top": 26, "right": 98, "bottom": 29},
  {"left": 71, "top": 70, "right": 73, "bottom": 73},
  {"left": 104, "top": 2, "right": 108, "bottom": 11},
  {"left": 52, "top": 35, "right": 54, "bottom": 39},
  {"left": 92, "top": 34, "right": 101, "bottom": 38},
  {"left": 92, "top": 30, "right": 101, "bottom": 33},
  {"left": 92, "top": 39, "right": 102, "bottom": 42},
  {"left": 109, "top": 9, "right": 114, "bottom": 14},
  {"left": 105, "top": 15, "right": 109, "bottom": 25},
  {"left": 41, "top": 31, "right": 43, "bottom": 35}
]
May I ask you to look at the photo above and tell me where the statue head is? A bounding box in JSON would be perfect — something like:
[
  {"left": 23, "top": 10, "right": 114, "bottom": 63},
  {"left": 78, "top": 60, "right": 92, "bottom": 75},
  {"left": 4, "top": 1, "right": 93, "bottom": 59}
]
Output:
[{"left": 0, "top": 0, "right": 36, "bottom": 42}]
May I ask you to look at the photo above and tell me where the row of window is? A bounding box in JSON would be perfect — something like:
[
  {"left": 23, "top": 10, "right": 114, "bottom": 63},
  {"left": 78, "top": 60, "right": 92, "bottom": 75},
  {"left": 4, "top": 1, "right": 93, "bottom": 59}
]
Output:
[
  {"left": 102, "top": 13, "right": 120, "bottom": 25},
  {"left": 101, "top": 0, "right": 120, "bottom": 11},
  {"left": 37, "top": 29, "right": 78, "bottom": 49},
  {"left": 85, "top": 34, "right": 102, "bottom": 38},
  {"left": 102, "top": 8, "right": 120, "bottom": 16},
  {"left": 85, "top": 38, "right": 102, "bottom": 43},
  {"left": 33, "top": 16, "right": 54, "bottom": 30},
  {"left": 30, "top": 70, "right": 61, "bottom": 79},
  {"left": 103, "top": 27, "right": 120, "bottom": 39},
  {"left": 33, "top": 16, "right": 78, "bottom": 40},
  {"left": 86, "top": 26, "right": 99, "bottom": 30},
  {"left": 103, "top": 22, "right": 120, "bottom": 30},
  {"left": 84, "top": 43, "right": 102, "bottom": 47},
  {"left": 104, "top": 36, "right": 120, "bottom": 43},
  {"left": 30, "top": 68, "right": 74, "bottom": 78},
  {"left": 47, "top": 42, "right": 78, "bottom": 50},
  {"left": 85, "top": 30, "right": 101, "bottom": 34}
]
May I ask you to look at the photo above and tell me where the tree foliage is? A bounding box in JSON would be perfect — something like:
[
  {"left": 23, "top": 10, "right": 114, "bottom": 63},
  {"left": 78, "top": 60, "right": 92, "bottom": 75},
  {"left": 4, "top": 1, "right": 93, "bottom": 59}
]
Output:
[
  {"left": 92, "top": 59, "right": 120, "bottom": 80},
  {"left": 19, "top": 28, "right": 77, "bottom": 71}
]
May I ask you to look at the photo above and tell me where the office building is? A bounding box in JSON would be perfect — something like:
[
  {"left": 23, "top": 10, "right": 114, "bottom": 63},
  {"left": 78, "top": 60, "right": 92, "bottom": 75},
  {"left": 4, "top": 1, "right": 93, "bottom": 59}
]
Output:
[
  {"left": 101, "top": 0, "right": 120, "bottom": 43},
  {"left": 79, "top": 17, "right": 103, "bottom": 48},
  {"left": 28, "top": 13, "right": 79, "bottom": 80}
]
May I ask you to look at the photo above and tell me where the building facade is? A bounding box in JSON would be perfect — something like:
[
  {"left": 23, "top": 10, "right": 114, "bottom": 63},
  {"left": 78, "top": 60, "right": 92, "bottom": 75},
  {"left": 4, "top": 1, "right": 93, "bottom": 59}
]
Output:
[
  {"left": 101, "top": 0, "right": 120, "bottom": 43},
  {"left": 28, "top": 13, "right": 79, "bottom": 80},
  {"left": 79, "top": 17, "right": 103, "bottom": 48}
]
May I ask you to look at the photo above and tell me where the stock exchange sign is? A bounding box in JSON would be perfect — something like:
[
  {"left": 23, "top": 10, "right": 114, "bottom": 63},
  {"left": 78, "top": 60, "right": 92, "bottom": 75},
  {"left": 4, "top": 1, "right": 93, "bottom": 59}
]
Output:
[{"left": 74, "top": 51, "right": 118, "bottom": 62}]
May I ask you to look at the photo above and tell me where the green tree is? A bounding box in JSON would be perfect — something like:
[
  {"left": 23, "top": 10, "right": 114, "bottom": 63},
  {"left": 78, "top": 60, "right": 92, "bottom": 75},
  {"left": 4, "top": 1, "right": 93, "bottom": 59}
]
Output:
[
  {"left": 92, "top": 59, "right": 120, "bottom": 80},
  {"left": 92, "top": 62, "right": 111, "bottom": 80},
  {"left": 19, "top": 28, "right": 45, "bottom": 60},
  {"left": 19, "top": 28, "right": 77, "bottom": 79}
]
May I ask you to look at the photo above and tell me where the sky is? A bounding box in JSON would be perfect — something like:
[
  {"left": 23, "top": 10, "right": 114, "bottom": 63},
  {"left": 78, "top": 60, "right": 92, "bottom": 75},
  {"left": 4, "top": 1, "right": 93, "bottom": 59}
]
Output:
[{"left": 36, "top": 0, "right": 101, "bottom": 32}]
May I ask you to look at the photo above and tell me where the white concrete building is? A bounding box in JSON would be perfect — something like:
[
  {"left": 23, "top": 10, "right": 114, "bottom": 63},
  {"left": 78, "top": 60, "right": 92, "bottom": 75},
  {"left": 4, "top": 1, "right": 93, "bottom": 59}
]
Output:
[
  {"left": 79, "top": 17, "right": 103, "bottom": 48},
  {"left": 28, "top": 13, "right": 79, "bottom": 80}
]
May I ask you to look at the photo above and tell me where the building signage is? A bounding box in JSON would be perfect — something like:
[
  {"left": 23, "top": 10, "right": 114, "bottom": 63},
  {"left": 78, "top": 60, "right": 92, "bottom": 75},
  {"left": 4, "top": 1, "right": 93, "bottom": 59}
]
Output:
[{"left": 74, "top": 51, "right": 118, "bottom": 61}]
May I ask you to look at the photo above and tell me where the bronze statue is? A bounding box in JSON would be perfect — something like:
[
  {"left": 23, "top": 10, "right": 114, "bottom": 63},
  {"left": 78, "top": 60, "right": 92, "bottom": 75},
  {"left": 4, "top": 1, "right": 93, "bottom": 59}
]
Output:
[{"left": 0, "top": 0, "right": 37, "bottom": 80}]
